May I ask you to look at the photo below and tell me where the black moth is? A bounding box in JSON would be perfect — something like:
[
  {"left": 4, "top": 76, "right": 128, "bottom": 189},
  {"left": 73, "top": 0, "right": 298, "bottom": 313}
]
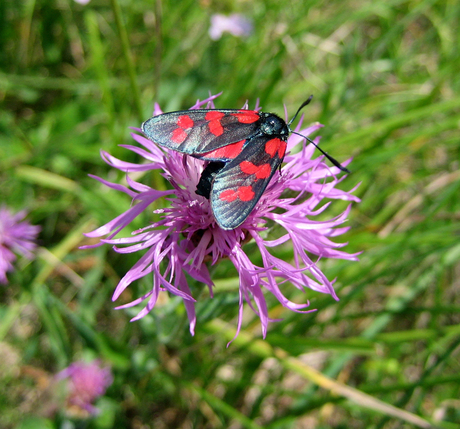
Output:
[{"left": 141, "top": 96, "right": 348, "bottom": 230}]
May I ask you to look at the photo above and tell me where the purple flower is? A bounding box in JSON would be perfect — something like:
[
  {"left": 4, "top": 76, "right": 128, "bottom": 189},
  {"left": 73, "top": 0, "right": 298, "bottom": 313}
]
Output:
[
  {"left": 0, "top": 205, "right": 40, "bottom": 284},
  {"left": 83, "top": 93, "right": 360, "bottom": 341},
  {"left": 209, "top": 14, "right": 253, "bottom": 40},
  {"left": 57, "top": 360, "right": 113, "bottom": 416}
]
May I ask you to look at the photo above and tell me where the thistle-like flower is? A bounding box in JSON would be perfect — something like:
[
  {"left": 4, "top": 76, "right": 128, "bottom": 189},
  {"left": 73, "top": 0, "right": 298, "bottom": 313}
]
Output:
[
  {"left": 0, "top": 205, "right": 40, "bottom": 284},
  {"left": 57, "top": 360, "right": 113, "bottom": 416},
  {"left": 83, "top": 94, "right": 360, "bottom": 340}
]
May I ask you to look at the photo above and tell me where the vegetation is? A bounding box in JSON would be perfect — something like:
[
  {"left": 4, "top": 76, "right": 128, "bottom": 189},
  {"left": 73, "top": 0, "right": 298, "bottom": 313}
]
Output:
[{"left": 1, "top": 0, "right": 459, "bottom": 427}]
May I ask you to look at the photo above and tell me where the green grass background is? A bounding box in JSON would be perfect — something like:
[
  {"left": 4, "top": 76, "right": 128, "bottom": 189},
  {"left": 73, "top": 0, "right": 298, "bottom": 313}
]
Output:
[{"left": 1, "top": 0, "right": 459, "bottom": 428}]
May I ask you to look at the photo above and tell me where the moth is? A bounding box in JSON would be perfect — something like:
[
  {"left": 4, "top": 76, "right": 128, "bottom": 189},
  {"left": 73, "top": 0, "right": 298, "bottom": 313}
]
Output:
[{"left": 141, "top": 96, "right": 348, "bottom": 230}]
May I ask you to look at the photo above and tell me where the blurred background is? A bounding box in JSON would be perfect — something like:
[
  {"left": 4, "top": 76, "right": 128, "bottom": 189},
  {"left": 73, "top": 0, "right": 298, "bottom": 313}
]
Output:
[{"left": 1, "top": 0, "right": 459, "bottom": 428}]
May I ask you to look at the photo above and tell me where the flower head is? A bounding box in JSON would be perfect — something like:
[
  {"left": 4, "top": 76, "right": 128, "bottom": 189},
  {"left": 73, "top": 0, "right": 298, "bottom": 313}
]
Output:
[
  {"left": 83, "top": 94, "right": 360, "bottom": 341},
  {"left": 209, "top": 14, "right": 253, "bottom": 40},
  {"left": 57, "top": 360, "right": 113, "bottom": 416},
  {"left": 0, "top": 205, "right": 40, "bottom": 284}
]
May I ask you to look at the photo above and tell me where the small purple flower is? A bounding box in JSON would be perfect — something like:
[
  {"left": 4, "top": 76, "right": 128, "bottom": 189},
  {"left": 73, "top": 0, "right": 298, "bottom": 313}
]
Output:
[
  {"left": 83, "top": 94, "right": 360, "bottom": 341},
  {"left": 209, "top": 13, "right": 253, "bottom": 40},
  {"left": 57, "top": 360, "right": 113, "bottom": 416},
  {"left": 0, "top": 205, "right": 40, "bottom": 284}
]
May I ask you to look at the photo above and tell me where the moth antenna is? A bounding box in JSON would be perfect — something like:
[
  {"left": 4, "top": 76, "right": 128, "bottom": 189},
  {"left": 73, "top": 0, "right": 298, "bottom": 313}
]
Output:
[
  {"left": 291, "top": 131, "right": 350, "bottom": 173},
  {"left": 287, "top": 95, "right": 314, "bottom": 127},
  {"left": 287, "top": 95, "right": 349, "bottom": 173}
]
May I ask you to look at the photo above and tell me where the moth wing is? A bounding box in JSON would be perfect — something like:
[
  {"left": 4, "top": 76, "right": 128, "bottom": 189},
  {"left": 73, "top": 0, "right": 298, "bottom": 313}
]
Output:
[
  {"left": 141, "top": 109, "right": 261, "bottom": 159},
  {"left": 210, "top": 135, "right": 287, "bottom": 230}
]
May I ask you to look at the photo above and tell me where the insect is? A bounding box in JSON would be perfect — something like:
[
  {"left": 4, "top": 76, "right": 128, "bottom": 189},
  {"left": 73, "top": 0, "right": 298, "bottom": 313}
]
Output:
[{"left": 141, "top": 96, "right": 349, "bottom": 230}]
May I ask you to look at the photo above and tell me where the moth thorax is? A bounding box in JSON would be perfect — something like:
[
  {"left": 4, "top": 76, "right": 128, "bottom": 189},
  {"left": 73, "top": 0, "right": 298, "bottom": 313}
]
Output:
[{"left": 260, "top": 113, "right": 289, "bottom": 137}]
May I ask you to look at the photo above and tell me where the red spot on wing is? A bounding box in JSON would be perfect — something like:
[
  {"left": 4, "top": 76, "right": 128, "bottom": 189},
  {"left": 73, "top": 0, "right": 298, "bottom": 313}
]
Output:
[
  {"left": 231, "top": 110, "right": 260, "bottom": 124},
  {"left": 205, "top": 111, "right": 225, "bottom": 121},
  {"left": 278, "top": 141, "right": 287, "bottom": 158},
  {"left": 202, "top": 140, "right": 245, "bottom": 160},
  {"left": 238, "top": 186, "right": 255, "bottom": 201},
  {"left": 265, "top": 138, "right": 281, "bottom": 157},
  {"left": 240, "top": 161, "right": 271, "bottom": 179},
  {"left": 172, "top": 127, "right": 187, "bottom": 144},
  {"left": 171, "top": 114, "right": 195, "bottom": 143},
  {"left": 219, "top": 189, "right": 238, "bottom": 202},
  {"left": 265, "top": 138, "right": 286, "bottom": 158},
  {"left": 208, "top": 121, "right": 223, "bottom": 136},
  {"left": 205, "top": 111, "right": 225, "bottom": 136},
  {"left": 177, "top": 114, "right": 194, "bottom": 129},
  {"left": 219, "top": 186, "right": 255, "bottom": 203}
]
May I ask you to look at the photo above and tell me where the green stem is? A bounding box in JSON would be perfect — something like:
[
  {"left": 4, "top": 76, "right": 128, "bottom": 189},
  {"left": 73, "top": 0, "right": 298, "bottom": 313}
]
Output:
[
  {"left": 86, "top": 11, "right": 116, "bottom": 138},
  {"left": 205, "top": 320, "right": 436, "bottom": 429},
  {"left": 109, "top": 0, "right": 144, "bottom": 121}
]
